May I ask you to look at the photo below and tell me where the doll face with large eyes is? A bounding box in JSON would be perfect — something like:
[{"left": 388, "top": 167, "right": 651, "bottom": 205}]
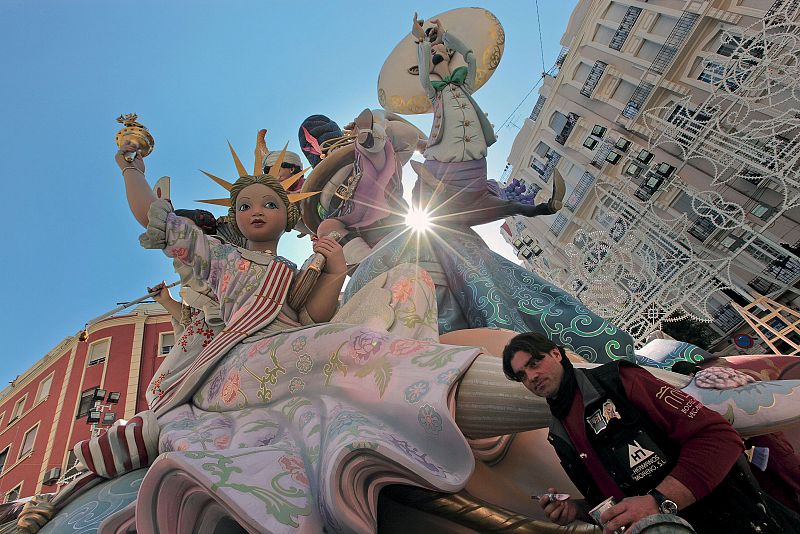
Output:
[{"left": 234, "top": 183, "right": 287, "bottom": 243}]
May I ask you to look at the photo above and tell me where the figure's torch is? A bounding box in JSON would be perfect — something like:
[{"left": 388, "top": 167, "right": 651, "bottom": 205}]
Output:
[{"left": 114, "top": 113, "right": 155, "bottom": 162}]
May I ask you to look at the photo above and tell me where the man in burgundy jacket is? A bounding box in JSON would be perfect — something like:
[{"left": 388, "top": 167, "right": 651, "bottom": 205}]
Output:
[{"left": 502, "top": 332, "right": 799, "bottom": 534}]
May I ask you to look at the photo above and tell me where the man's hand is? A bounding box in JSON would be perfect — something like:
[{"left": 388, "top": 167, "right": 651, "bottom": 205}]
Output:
[
  {"left": 313, "top": 235, "right": 347, "bottom": 275},
  {"left": 599, "top": 495, "right": 659, "bottom": 534},
  {"left": 538, "top": 487, "right": 581, "bottom": 526}
]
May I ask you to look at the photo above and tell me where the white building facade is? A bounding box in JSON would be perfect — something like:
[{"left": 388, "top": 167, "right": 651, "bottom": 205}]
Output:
[{"left": 503, "top": 0, "right": 800, "bottom": 349}]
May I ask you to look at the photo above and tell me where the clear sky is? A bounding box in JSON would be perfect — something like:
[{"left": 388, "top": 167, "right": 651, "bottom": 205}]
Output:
[{"left": 0, "top": 0, "right": 578, "bottom": 385}]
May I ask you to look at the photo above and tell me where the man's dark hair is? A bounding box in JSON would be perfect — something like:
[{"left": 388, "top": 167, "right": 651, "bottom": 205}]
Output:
[{"left": 502, "top": 332, "right": 564, "bottom": 381}]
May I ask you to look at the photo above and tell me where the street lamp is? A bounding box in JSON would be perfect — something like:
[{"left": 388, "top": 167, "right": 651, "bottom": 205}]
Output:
[{"left": 85, "top": 389, "right": 121, "bottom": 436}]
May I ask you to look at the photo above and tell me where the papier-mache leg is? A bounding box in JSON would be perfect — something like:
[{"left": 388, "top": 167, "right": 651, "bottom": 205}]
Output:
[{"left": 73, "top": 410, "right": 160, "bottom": 479}]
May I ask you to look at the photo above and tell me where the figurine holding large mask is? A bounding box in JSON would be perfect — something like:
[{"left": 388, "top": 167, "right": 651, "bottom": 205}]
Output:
[{"left": 380, "top": 8, "right": 565, "bottom": 226}]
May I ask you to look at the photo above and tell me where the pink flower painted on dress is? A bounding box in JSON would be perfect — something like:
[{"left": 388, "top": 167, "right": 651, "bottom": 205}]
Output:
[
  {"left": 237, "top": 259, "right": 251, "bottom": 272},
  {"left": 391, "top": 278, "right": 414, "bottom": 303},
  {"left": 348, "top": 330, "right": 387, "bottom": 363},
  {"left": 279, "top": 455, "right": 309, "bottom": 486},
  {"left": 170, "top": 247, "right": 190, "bottom": 262},
  {"left": 213, "top": 435, "right": 231, "bottom": 449},
  {"left": 221, "top": 370, "right": 241, "bottom": 405},
  {"left": 220, "top": 272, "right": 232, "bottom": 294},
  {"left": 175, "top": 440, "right": 189, "bottom": 452},
  {"left": 419, "top": 269, "right": 435, "bottom": 290},
  {"left": 389, "top": 339, "right": 432, "bottom": 357},
  {"left": 246, "top": 338, "right": 271, "bottom": 358}
]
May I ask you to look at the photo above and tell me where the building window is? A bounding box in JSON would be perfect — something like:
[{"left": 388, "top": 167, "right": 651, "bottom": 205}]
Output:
[
  {"left": 19, "top": 425, "right": 38, "bottom": 458},
  {"left": 698, "top": 61, "right": 726, "bottom": 85},
  {"left": 717, "top": 35, "right": 742, "bottom": 57},
  {"left": 87, "top": 339, "right": 110, "bottom": 367},
  {"left": 688, "top": 217, "right": 716, "bottom": 242},
  {"left": 698, "top": 60, "right": 746, "bottom": 91},
  {"left": 62, "top": 450, "right": 84, "bottom": 482},
  {"left": 9, "top": 396, "right": 26, "bottom": 425},
  {"left": 717, "top": 34, "right": 766, "bottom": 61},
  {"left": 5, "top": 484, "right": 21, "bottom": 503},
  {"left": 554, "top": 112, "right": 580, "bottom": 145},
  {"left": 0, "top": 447, "right": 9, "bottom": 475},
  {"left": 36, "top": 374, "right": 54, "bottom": 403},
  {"left": 721, "top": 236, "right": 738, "bottom": 250},
  {"left": 750, "top": 203, "right": 772, "bottom": 220},
  {"left": 159, "top": 332, "right": 175, "bottom": 356},
  {"left": 667, "top": 105, "right": 713, "bottom": 148},
  {"left": 76, "top": 388, "right": 97, "bottom": 418}
]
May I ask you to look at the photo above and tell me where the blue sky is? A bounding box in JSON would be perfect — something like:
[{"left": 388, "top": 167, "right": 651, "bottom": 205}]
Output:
[{"left": 0, "top": 0, "right": 577, "bottom": 385}]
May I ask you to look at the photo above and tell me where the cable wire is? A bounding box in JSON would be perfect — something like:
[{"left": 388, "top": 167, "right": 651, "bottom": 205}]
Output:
[{"left": 535, "top": 0, "right": 546, "bottom": 74}]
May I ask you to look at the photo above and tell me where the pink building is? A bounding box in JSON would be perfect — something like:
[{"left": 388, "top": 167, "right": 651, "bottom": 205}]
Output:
[{"left": 0, "top": 304, "right": 171, "bottom": 501}]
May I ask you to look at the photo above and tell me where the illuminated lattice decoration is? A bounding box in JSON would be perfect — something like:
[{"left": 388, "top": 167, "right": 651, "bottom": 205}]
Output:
[
  {"left": 560, "top": 180, "right": 735, "bottom": 343},
  {"left": 643, "top": 0, "right": 800, "bottom": 210},
  {"left": 549, "top": 1, "right": 800, "bottom": 345}
]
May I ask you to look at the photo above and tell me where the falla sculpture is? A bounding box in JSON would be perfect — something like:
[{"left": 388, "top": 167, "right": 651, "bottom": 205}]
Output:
[{"left": 6, "top": 9, "right": 800, "bottom": 534}]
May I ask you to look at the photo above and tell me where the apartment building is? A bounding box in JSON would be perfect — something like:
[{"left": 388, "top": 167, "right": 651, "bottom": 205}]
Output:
[{"left": 503, "top": 0, "right": 800, "bottom": 349}]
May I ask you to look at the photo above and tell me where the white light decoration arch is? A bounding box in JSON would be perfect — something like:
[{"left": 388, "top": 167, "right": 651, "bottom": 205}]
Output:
[{"left": 538, "top": 1, "right": 800, "bottom": 346}]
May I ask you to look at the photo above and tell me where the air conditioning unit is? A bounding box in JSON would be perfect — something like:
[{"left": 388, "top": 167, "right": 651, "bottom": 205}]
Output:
[{"left": 42, "top": 467, "right": 61, "bottom": 485}]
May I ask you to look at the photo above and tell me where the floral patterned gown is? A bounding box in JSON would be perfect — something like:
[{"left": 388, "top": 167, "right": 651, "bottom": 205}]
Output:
[{"left": 136, "top": 200, "right": 484, "bottom": 534}]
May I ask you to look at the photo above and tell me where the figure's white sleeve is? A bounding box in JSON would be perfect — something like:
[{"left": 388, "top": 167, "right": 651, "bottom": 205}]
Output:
[
  {"left": 443, "top": 31, "right": 476, "bottom": 92},
  {"left": 417, "top": 40, "right": 437, "bottom": 102},
  {"left": 139, "top": 199, "right": 226, "bottom": 285}
]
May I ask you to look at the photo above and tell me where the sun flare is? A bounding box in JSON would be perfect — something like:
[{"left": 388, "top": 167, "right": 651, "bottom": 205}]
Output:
[{"left": 405, "top": 208, "right": 432, "bottom": 233}]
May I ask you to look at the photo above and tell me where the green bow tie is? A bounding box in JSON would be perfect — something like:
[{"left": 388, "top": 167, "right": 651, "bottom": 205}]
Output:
[{"left": 431, "top": 66, "right": 468, "bottom": 90}]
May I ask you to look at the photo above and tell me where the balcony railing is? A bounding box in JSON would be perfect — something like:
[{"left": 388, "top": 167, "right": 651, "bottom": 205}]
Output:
[
  {"left": 712, "top": 303, "right": 744, "bottom": 333},
  {"left": 550, "top": 213, "right": 568, "bottom": 236},
  {"left": 580, "top": 61, "right": 607, "bottom": 98},
  {"left": 766, "top": 0, "right": 800, "bottom": 20},
  {"left": 748, "top": 255, "right": 800, "bottom": 295},
  {"left": 535, "top": 151, "right": 562, "bottom": 183},
  {"left": 554, "top": 112, "right": 579, "bottom": 145},
  {"left": 591, "top": 138, "right": 614, "bottom": 168},
  {"left": 530, "top": 95, "right": 547, "bottom": 122},
  {"left": 621, "top": 11, "right": 700, "bottom": 119},
  {"left": 565, "top": 171, "right": 596, "bottom": 211},
  {"left": 610, "top": 7, "right": 642, "bottom": 51},
  {"left": 555, "top": 46, "right": 570, "bottom": 68},
  {"left": 622, "top": 83, "right": 654, "bottom": 119},
  {"left": 652, "top": 12, "right": 700, "bottom": 74}
]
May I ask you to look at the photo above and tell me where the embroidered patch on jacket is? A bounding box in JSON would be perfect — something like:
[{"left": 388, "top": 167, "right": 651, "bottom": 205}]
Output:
[
  {"left": 587, "top": 409, "right": 607, "bottom": 434},
  {"left": 602, "top": 399, "right": 622, "bottom": 422},
  {"left": 613, "top": 436, "right": 668, "bottom": 482}
]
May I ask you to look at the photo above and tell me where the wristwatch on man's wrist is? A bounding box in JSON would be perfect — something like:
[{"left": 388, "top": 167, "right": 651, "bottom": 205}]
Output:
[{"left": 648, "top": 489, "right": 678, "bottom": 514}]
